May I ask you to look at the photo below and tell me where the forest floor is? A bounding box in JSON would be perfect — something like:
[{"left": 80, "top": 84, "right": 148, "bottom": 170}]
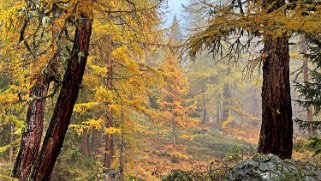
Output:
[
  {"left": 127, "top": 123, "right": 321, "bottom": 180},
  {"left": 128, "top": 123, "right": 259, "bottom": 180}
]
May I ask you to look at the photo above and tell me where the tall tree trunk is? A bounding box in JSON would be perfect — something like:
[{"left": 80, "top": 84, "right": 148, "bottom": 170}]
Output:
[
  {"left": 251, "top": 88, "right": 259, "bottom": 126},
  {"left": 222, "top": 84, "right": 231, "bottom": 121},
  {"left": 119, "top": 110, "right": 125, "bottom": 176},
  {"left": 12, "top": 76, "right": 49, "bottom": 180},
  {"left": 216, "top": 92, "right": 222, "bottom": 123},
  {"left": 104, "top": 112, "right": 114, "bottom": 168},
  {"left": 172, "top": 119, "right": 177, "bottom": 146},
  {"left": 258, "top": 34, "right": 293, "bottom": 159},
  {"left": 216, "top": 101, "right": 220, "bottom": 123},
  {"left": 91, "top": 129, "right": 101, "bottom": 157},
  {"left": 201, "top": 88, "right": 207, "bottom": 123},
  {"left": 80, "top": 128, "right": 90, "bottom": 156},
  {"left": 9, "top": 120, "right": 14, "bottom": 163},
  {"left": 13, "top": 7, "right": 60, "bottom": 177},
  {"left": 301, "top": 36, "right": 314, "bottom": 136},
  {"left": 104, "top": 37, "right": 114, "bottom": 169},
  {"left": 203, "top": 103, "right": 207, "bottom": 123},
  {"left": 30, "top": 17, "right": 93, "bottom": 180}
]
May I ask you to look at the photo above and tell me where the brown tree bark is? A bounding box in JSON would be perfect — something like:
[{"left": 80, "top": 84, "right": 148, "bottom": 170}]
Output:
[
  {"left": 91, "top": 129, "right": 101, "bottom": 157},
  {"left": 12, "top": 77, "right": 49, "bottom": 180},
  {"left": 12, "top": 51, "right": 59, "bottom": 180},
  {"left": 9, "top": 120, "right": 14, "bottom": 163},
  {"left": 80, "top": 128, "right": 90, "bottom": 156},
  {"left": 13, "top": 5, "right": 61, "bottom": 177},
  {"left": 258, "top": 34, "right": 293, "bottom": 159},
  {"left": 104, "top": 37, "right": 114, "bottom": 168},
  {"left": 104, "top": 114, "right": 114, "bottom": 168},
  {"left": 119, "top": 110, "right": 125, "bottom": 175},
  {"left": 30, "top": 17, "right": 93, "bottom": 180}
]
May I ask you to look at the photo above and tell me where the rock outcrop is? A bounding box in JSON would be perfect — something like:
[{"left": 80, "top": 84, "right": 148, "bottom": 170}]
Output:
[{"left": 226, "top": 154, "right": 321, "bottom": 181}]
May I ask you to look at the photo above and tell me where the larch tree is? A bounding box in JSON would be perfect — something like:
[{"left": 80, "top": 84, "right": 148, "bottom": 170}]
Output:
[
  {"left": 0, "top": 0, "right": 66, "bottom": 179},
  {"left": 30, "top": 0, "right": 94, "bottom": 180},
  {"left": 68, "top": 0, "right": 163, "bottom": 174},
  {"left": 187, "top": 0, "right": 321, "bottom": 159},
  {"left": 159, "top": 48, "right": 198, "bottom": 146},
  {"left": 157, "top": 17, "right": 198, "bottom": 146},
  {"left": 184, "top": 1, "right": 261, "bottom": 127},
  {"left": 1, "top": 0, "right": 94, "bottom": 179},
  {"left": 1, "top": 0, "right": 164, "bottom": 179},
  {"left": 104, "top": 36, "right": 114, "bottom": 169},
  {"left": 12, "top": 1, "right": 64, "bottom": 178}
]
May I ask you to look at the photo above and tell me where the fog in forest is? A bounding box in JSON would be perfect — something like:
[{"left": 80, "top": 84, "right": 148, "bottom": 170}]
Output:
[{"left": 0, "top": 0, "right": 321, "bottom": 180}]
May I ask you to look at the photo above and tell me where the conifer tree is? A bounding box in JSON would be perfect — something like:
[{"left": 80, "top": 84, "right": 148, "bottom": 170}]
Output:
[
  {"left": 12, "top": 1, "right": 62, "bottom": 178},
  {"left": 159, "top": 48, "right": 198, "bottom": 146},
  {"left": 30, "top": 1, "right": 93, "bottom": 179},
  {"left": 66, "top": 0, "right": 163, "bottom": 175},
  {"left": 296, "top": 36, "right": 321, "bottom": 132},
  {"left": 187, "top": 0, "right": 321, "bottom": 158},
  {"left": 300, "top": 35, "right": 314, "bottom": 136}
]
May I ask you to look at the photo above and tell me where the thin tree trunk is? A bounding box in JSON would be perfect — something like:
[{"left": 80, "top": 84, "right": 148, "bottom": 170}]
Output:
[
  {"left": 202, "top": 88, "right": 207, "bottom": 123},
  {"left": 258, "top": 34, "right": 293, "bottom": 159},
  {"left": 91, "top": 129, "right": 101, "bottom": 157},
  {"left": 30, "top": 17, "right": 93, "bottom": 180},
  {"left": 301, "top": 36, "right": 314, "bottom": 136},
  {"left": 119, "top": 110, "right": 125, "bottom": 176},
  {"left": 251, "top": 88, "right": 259, "bottom": 126},
  {"left": 104, "top": 36, "right": 114, "bottom": 169},
  {"left": 172, "top": 119, "right": 176, "bottom": 146},
  {"left": 9, "top": 121, "right": 14, "bottom": 163},
  {"left": 104, "top": 113, "right": 114, "bottom": 168},
  {"left": 216, "top": 101, "right": 220, "bottom": 123},
  {"left": 203, "top": 104, "right": 207, "bottom": 123},
  {"left": 222, "top": 84, "right": 231, "bottom": 121},
  {"left": 217, "top": 93, "right": 222, "bottom": 123},
  {"left": 80, "top": 128, "right": 90, "bottom": 156}
]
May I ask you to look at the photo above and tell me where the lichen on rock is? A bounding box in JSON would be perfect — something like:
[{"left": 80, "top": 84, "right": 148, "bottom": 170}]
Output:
[{"left": 225, "top": 154, "right": 321, "bottom": 181}]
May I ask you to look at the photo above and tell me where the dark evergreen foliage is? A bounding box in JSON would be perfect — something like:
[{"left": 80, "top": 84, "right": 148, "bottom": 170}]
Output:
[
  {"left": 296, "top": 37, "right": 321, "bottom": 115},
  {"left": 295, "top": 36, "right": 321, "bottom": 155}
]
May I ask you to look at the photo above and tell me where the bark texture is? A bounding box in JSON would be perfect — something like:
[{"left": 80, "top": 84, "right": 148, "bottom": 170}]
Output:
[
  {"left": 258, "top": 34, "right": 293, "bottom": 159},
  {"left": 104, "top": 115, "right": 114, "bottom": 168},
  {"left": 104, "top": 37, "right": 114, "bottom": 168},
  {"left": 80, "top": 129, "right": 90, "bottom": 156},
  {"left": 91, "top": 129, "right": 101, "bottom": 156},
  {"left": 12, "top": 77, "right": 49, "bottom": 180},
  {"left": 30, "top": 17, "right": 93, "bottom": 180},
  {"left": 13, "top": 10, "right": 60, "bottom": 177}
]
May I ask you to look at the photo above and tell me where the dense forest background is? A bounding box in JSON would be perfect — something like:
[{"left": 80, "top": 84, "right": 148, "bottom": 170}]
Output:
[{"left": 0, "top": 0, "right": 321, "bottom": 180}]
